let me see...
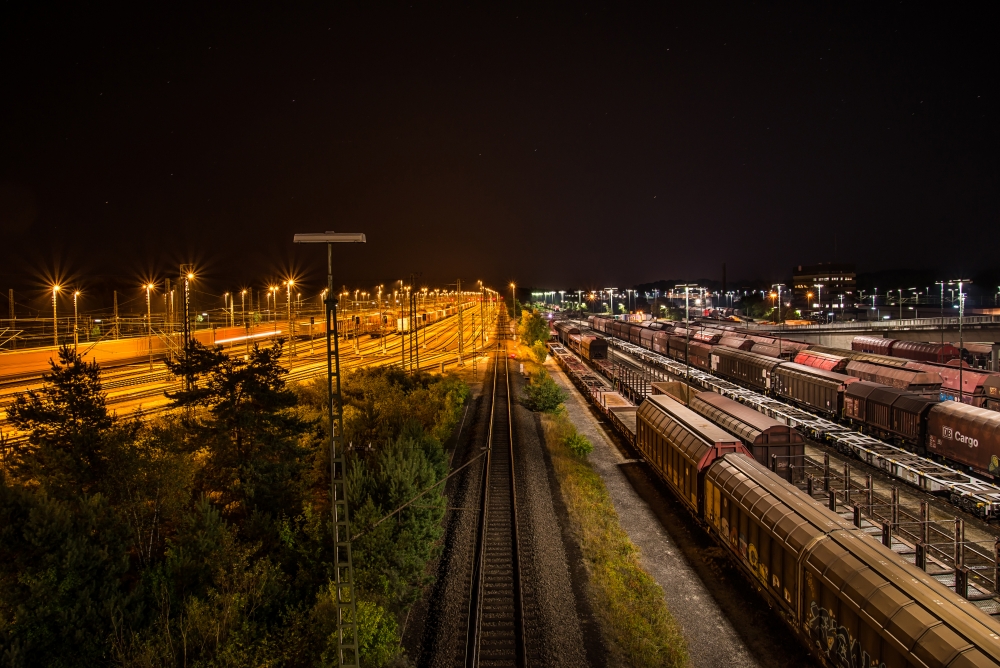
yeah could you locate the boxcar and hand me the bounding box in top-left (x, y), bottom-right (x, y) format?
top-left (892, 341), bottom-right (961, 364)
top-left (553, 321), bottom-right (580, 346)
top-left (650, 330), bottom-right (670, 356)
top-left (856, 385), bottom-right (935, 447)
top-left (719, 335), bottom-right (754, 351)
top-left (771, 362), bottom-right (857, 417)
top-left (905, 361), bottom-right (993, 405)
top-left (927, 401), bottom-right (1000, 476)
top-left (704, 454), bottom-right (1000, 668)
top-left (985, 376), bottom-right (1000, 412)
top-left (794, 350), bottom-right (849, 373)
top-left (690, 391), bottom-right (805, 482)
top-left (845, 360), bottom-right (942, 397)
top-left (750, 342), bottom-right (797, 360)
top-left (852, 335), bottom-right (897, 356)
top-left (668, 337), bottom-right (713, 371)
top-left (693, 330), bottom-right (722, 344)
top-left (844, 381), bottom-right (882, 425)
top-left (809, 344), bottom-right (912, 369)
top-left (579, 335), bottom-right (608, 361)
top-left (635, 394), bottom-right (748, 513)
top-left (710, 347), bottom-right (784, 392)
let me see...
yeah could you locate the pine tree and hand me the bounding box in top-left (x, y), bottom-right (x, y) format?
top-left (165, 340), bottom-right (310, 519)
top-left (7, 346), bottom-right (124, 498)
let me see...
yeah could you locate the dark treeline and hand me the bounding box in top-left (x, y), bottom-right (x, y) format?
top-left (0, 343), bottom-right (468, 667)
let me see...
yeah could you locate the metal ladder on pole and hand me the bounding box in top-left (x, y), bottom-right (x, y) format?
top-left (326, 266), bottom-right (359, 667)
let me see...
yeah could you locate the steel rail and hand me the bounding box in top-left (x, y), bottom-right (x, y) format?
top-left (464, 316), bottom-right (525, 668)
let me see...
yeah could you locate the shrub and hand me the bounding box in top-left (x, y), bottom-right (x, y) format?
top-left (565, 432), bottom-right (593, 458)
top-left (530, 341), bottom-right (548, 364)
top-left (522, 370), bottom-right (564, 412)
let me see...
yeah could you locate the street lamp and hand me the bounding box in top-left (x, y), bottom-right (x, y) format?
top-left (675, 284), bottom-right (698, 402)
top-left (51, 285), bottom-right (60, 347)
top-left (145, 283), bottom-right (155, 369)
top-left (510, 282), bottom-right (516, 325)
top-left (953, 279), bottom-right (972, 401)
top-left (73, 291), bottom-right (81, 350)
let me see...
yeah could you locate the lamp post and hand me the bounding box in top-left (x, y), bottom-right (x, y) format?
top-left (52, 285), bottom-right (60, 347)
top-left (935, 281), bottom-right (945, 319)
top-left (286, 279), bottom-right (295, 366)
top-left (606, 288), bottom-right (616, 316)
top-left (953, 279), bottom-right (971, 402)
top-left (241, 289), bottom-right (247, 327)
top-left (293, 230), bottom-right (366, 668)
top-left (675, 284), bottom-right (698, 402)
top-left (510, 282), bottom-right (516, 327)
top-left (145, 284), bottom-right (154, 369)
top-left (73, 291), bottom-right (80, 350)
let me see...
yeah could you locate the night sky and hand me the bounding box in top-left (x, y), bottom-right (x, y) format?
top-left (1, 3), bottom-right (997, 302)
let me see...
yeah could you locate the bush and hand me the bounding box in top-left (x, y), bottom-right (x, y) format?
top-left (530, 341), bottom-right (548, 364)
top-left (565, 432), bottom-right (593, 458)
top-left (522, 370), bottom-right (564, 412)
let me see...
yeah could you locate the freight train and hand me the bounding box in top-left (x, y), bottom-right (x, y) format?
top-left (586, 315), bottom-right (1000, 480)
top-left (551, 339), bottom-right (1000, 667)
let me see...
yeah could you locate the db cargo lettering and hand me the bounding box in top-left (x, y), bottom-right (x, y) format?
top-left (943, 426), bottom-right (979, 448)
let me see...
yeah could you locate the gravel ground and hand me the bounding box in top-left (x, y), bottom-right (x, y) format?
top-left (509, 367), bottom-right (600, 667)
top-left (545, 358), bottom-right (816, 668)
top-left (409, 353), bottom-right (600, 668)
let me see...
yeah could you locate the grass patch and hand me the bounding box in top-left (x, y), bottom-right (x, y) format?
top-left (541, 408), bottom-right (690, 668)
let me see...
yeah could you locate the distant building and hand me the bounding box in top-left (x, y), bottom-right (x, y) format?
top-left (792, 263), bottom-right (856, 312)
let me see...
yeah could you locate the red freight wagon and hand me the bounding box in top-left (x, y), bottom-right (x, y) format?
top-left (891, 340), bottom-right (961, 364)
top-left (844, 360), bottom-right (942, 397)
top-left (793, 350), bottom-right (849, 373)
top-left (718, 336), bottom-right (754, 351)
top-left (904, 361), bottom-right (993, 405)
top-left (926, 401), bottom-right (1000, 476)
top-left (852, 335), bottom-right (897, 356)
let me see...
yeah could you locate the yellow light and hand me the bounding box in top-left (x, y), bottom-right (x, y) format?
top-left (53, 285), bottom-right (60, 292)
top-left (187, 273), bottom-right (194, 280)
top-left (74, 291), bottom-right (80, 297)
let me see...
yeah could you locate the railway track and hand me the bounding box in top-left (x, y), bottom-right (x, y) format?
top-left (464, 324), bottom-right (526, 668)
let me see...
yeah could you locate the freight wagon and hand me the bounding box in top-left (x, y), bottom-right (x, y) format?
top-left (689, 391), bottom-right (805, 482)
top-left (844, 360), bottom-right (942, 397)
top-left (853, 336), bottom-right (961, 364)
top-left (793, 350), bottom-right (849, 373)
top-left (772, 362), bottom-right (857, 418)
top-left (927, 402), bottom-right (1000, 477)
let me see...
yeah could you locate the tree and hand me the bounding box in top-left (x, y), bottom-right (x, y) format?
top-left (522, 370), bottom-right (564, 412)
top-left (165, 340), bottom-right (310, 520)
top-left (517, 310), bottom-right (550, 347)
top-left (6, 345), bottom-right (136, 499)
top-left (0, 474), bottom-right (133, 668)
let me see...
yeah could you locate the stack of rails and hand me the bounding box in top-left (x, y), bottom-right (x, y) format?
top-left (599, 335), bottom-right (1000, 520)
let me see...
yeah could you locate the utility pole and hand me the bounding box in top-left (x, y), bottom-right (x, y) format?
top-left (113, 291), bottom-right (119, 339)
top-left (293, 231), bottom-right (365, 668)
top-left (7, 288), bottom-right (14, 350)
